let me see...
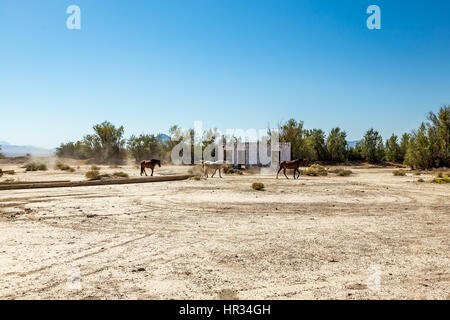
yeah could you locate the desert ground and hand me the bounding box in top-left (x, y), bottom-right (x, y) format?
top-left (0, 158), bottom-right (448, 300)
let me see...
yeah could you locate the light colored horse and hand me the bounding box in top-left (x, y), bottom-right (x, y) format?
top-left (202, 160), bottom-right (231, 178)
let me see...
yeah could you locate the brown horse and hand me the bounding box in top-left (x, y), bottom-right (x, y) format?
top-left (140, 159), bottom-right (161, 176)
top-left (277, 159), bottom-right (310, 179)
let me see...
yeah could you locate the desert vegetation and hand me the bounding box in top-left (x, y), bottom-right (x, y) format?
top-left (251, 182), bottom-right (265, 190)
top-left (278, 106), bottom-right (448, 168)
top-left (55, 162), bottom-right (75, 172)
top-left (113, 171), bottom-right (129, 178)
top-left (25, 163), bottom-right (48, 172)
top-left (224, 167), bottom-right (243, 175)
top-left (304, 164), bottom-right (328, 176)
top-left (53, 106), bottom-right (449, 169)
top-left (56, 121), bottom-right (127, 164)
top-left (85, 170), bottom-right (100, 180)
top-left (393, 170), bottom-right (407, 176)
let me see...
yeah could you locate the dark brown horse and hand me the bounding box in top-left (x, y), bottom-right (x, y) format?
top-left (277, 159), bottom-right (310, 179)
top-left (140, 159), bottom-right (161, 176)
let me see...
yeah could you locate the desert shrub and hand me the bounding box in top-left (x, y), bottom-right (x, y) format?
top-left (429, 176), bottom-right (450, 184)
top-left (304, 164), bottom-right (328, 176)
top-left (191, 175), bottom-right (201, 181)
top-left (337, 169), bottom-right (352, 176)
top-left (26, 163), bottom-right (47, 171)
top-left (435, 171), bottom-right (443, 178)
top-left (58, 121), bottom-right (126, 164)
top-left (56, 141), bottom-right (88, 159)
top-left (55, 162), bottom-right (65, 170)
top-left (393, 170), bottom-right (406, 176)
top-left (0, 171), bottom-right (2, 178)
top-left (85, 170), bottom-right (100, 180)
top-left (55, 162), bottom-right (74, 171)
top-left (113, 171), bottom-right (129, 178)
top-left (224, 167), bottom-right (243, 175)
top-left (91, 165), bottom-right (100, 171)
top-left (251, 182), bottom-right (265, 190)
top-left (414, 171), bottom-right (422, 175)
top-left (417, 178), bottom-right (425, 182)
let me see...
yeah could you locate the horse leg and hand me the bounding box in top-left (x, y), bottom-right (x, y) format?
top-left (151, 167), bottom-right (154, 176)
top-left (283, 168), bottom-right (288, 179)
top-left (219, 168), bottom-right (223, 178)
top-left (211, 169), bottom-right (217, 178)
top-left (143, 167), bottom-right (147, 176)
top-left (297, 169), bottom-right (301, 179)
top-left (277, 167), bottom-right (283, 179)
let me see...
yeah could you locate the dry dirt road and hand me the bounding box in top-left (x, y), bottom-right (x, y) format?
top-left (0, 163), bottom-right (448, 299)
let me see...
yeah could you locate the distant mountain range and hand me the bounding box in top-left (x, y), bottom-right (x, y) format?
top-left (347, 140), bottom-right (360, 148)
top-left (157, 133), bottom-right (171, 142)
top-left (0, 134), bottom-right (172, 157)
top-left (0, 141), bottom-right (55, 157)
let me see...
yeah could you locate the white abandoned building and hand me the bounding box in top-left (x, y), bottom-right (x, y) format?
top-left (203, 142), bottom-right (291, 167)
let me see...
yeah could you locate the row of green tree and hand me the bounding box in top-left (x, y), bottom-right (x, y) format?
top-left (56, 122), bottom-right (173, 164)
top-left (280, 105), bottom-right (449, 168)
top-left (56, 105), bottom-right (449, 169)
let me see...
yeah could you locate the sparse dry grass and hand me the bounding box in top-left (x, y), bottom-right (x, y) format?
top-left (113, 171), bottom-right (129, 178)
top-left (337, 169), bottom-right (352, 176)
top-left (55, 163), bottom-right (75, 172)
top-left (393, 170), bottom-right (406, 176)
top-left (305, 164), bottom-right (328, 176)
top-left (251, 182), bottom-right (265, 190)
top-left (429, 176), bottom-right (450, 184)
top-left (224, 168), bottom-right (243, 175)
top-left (25, 163), bottom-right (47, 172)
top-left (85, 170), bottom-right (100, 180)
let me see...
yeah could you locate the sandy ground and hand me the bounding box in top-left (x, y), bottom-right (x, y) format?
top-left (0, 160), bottom-right (448, 300)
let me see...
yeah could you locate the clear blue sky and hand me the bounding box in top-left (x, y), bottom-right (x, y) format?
top-left (1, 0), bottom-right (449, 148)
